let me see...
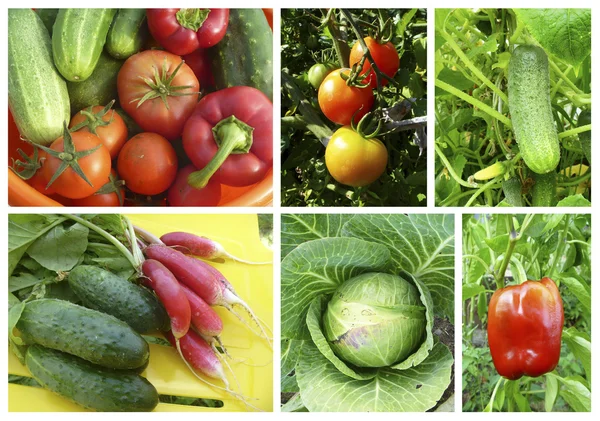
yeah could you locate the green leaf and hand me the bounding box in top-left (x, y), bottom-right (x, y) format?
top-left (26, 223), bottom-right (89, 271)
top-left (436, 66), bottom-right (474, 92)
top-left (559, 276), bottom-right (591, 313)
top-left (281, 339), bottom-right (303, 393)
top-left (281, 393), bottom-right (308, 412)
top-left (281, 237), bottom-right (390, 339)
top-left (296, 341), bottom-right (453, 412)
top-left (545, 373), bottom-right (558, 412)
top-left (515, 9), bottom-right (591, 70)
top-left (562, 327), bottom-right (591, 383)
top-left (281, 214), bottom-right (350, 259)
top-left (556, 194), bottom-right (591, 207)
top-left (554, 374), bottom-right (591, 412)
top-left (462, 283), bottom-right (485, 302)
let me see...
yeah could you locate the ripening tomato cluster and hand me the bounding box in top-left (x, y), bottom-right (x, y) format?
top-left (13, 8), bottom-right (273, 207)
top-left (314, 37), bottom-right (400, 187)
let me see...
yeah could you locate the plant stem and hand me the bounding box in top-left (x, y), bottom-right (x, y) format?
top-left (435, 143), bottom-right (478, 188)
top-left (549, 214), bottom-right (572, 278)
top-left (465, 178), bottom-right (501, 207)
top-left (323, 9), bottom-right (349, 68)
top-left (549, 60), bottom-right (585, 95)
top-left (558, 124), bottom-right (591, 139)
top-left (558, 172), bottom-right (591, 187)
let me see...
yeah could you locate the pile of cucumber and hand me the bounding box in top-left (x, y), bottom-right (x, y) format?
top-left (13, 266), bottom-right (170, 411)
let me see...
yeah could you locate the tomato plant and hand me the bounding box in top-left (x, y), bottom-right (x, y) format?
top-left (117, 50), bottom-right (199, 141)
top-left (117, 132), bottom-right (178, 196)
top-left (281, 9), bottom-right (427, 206)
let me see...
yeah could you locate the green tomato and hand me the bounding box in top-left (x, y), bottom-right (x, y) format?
top-left (307, 63), bottom-right (335, 89)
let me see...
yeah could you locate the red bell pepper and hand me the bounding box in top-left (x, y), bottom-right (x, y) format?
top-left (182, 86), bottom-right (272, 188)
top-left (183, 48), bottom-right (214, 91)
top-left (147, 9), bottom-right (229, 56)
top-left (487, 277), bottom-right (564, 380)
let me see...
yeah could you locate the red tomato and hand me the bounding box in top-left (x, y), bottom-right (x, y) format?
top-left (349, 37), bottom-right (400, 89)
top-left (41, 132), bottom-right (112, 199)
top-left (147, 9), bottom-right (229, 55)
top-left (72, 170), bottom-right (124, 207)
top-left (117, 132), bottom-right (178, 196)
top-left (183, 48), bottom-right (214, 90)
top-left (167, 165), bottom-right (221, 206)
top-left (118, 50), bottom-right (199, 141)
top-left (318, 69), bottom-right (375, 125)
top-left (325, 126), bottom-right (387, 187)
top-left (69, 105), bottom-right (128, 159)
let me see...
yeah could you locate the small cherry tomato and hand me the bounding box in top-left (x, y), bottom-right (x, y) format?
top-left (308, 63), bottom-right (335, 89)
top-left (318, 69), bottom-right (374, 125)
top-left (349, 37), bottom-right (400, 89)
top-left (325, 126), bottom-right (387, 187)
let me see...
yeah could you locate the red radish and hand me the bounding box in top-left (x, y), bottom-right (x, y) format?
top-left (160, 231), bottom-right (271, 265)
top-left (165, 330), bottom-right (226, 383)
top-left (180, 283), bottom-right (223, 338)
top-left (141, 259), bottom-right (191, 339)
top-left (144, 244), bottom-right (272, 347)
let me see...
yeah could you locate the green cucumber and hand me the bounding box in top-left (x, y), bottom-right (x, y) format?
top-left (531, 171), bottom-right (557, 207)
top-left (67, 51), bottom-right (123, 114)
top-left (26, 345), bottom-right (158, 412)
top-left (578, 110), bottom-right (591, 164)
top-left (210, 8), bottom-right (273, 99)
top-left (36, 9), bottom-right (58, 34)
top-left (502, 177), bottom-right (523, 207)
top-left (68, 265), bottom-right (169, 334)
top-left (17, 299), bottom-right (149, 370)
top-left (53, 9), bottom-right (117, 82)
top-left (8, 9), bottom-right (70, 146)
top-left (508, 45), bottom-right (560, 174)
top-left (106, 9), bottom-right (148, 59)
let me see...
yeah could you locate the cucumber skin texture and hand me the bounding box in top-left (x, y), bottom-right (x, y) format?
top-left (17, 299), bottom-right (149, 370)
top-left (531, 171), bottom-right (557, 207)
top-left (502, 177), bottom-right (524, 207)
top-left (579, 110), bottom-right (591, 164)
top-left (68, 265), bottom-right (169, 334)
top-left (508, 45), bottom-right (560, 174)
top-left (67, 51), bottom-right (123, 114)
top-left (53, 9), bottom-right (117, 82)
top-left (26, 345), bottom-right (158, 412)
top-left (8, 9), bottom-right (70, 146)
top-left (106, 9), bottom-right (148, 59)
top-left (36, 9), bottom-right (59, 34)
top-left (210, 9), bottom-right (273, 100)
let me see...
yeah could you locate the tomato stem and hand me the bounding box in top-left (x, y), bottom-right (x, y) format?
top-left (134, 59), bottom-right (197, 110)
top-left (188, 116), bottom-right (254, 189)
top-left (176, 8), bottom-right (210, 32)
top-left (69, 100), bottom-right (116, 135)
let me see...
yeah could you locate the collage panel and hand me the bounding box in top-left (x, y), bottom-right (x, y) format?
top-left (462, 213), bottom-right (591, 412)
top-left (435, 8), bottom-right (591, 207)
top-left (8, 214), bottom-right (273, 411)
top-left (281, 214), bottom-right (455, 411)
top-left (8, 8), bottom-right (274, 207)
top-left (281, 9), bottom-right (427, 207)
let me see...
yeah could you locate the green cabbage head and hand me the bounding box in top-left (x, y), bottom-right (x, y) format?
top-left (322, 272), bottom-right (426, 367)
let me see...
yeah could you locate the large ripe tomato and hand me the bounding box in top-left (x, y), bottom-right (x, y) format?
top-left (41, 132), bottom-right (112, 199)
top-left (325, 126), bottom-right (387, 187)
top-left (69, 105), bottom-right (128, 159)
top-left (117, 132), bottom-right (178, 196)
top-left (117, 50), bottom-right (199, 140)
top-left (72, 170), bottom-right (124, 207)
top-left (167, 164), bottom-right (221, 206)
top-left (318, 69), bottom-right (374, 125)
top-left (349, 37), bottom-right (400, 89)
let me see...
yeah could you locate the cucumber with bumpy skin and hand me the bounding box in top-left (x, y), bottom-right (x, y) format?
top-left (17, 299), bottom-right (149, 370)
top-left (578, 110), bottom-right (591, 164)
top-left (53, 9), bottom-right (117, 82)
top-left (502, 177), bottom-right (523, 207)
top-left (106, 9), bottom-right (148, 59)
top-left (8, 9), bottom-right (70, 145)
top-left (26, 345), bottom-right (158, 412)
top-left (531, 171), bottom-right (557, 207)
top-left (508, 45), bottom-right (560, 174)
top-left (210, 9), bottom-right (273, 99)
top-left (68, 265), bottom-right (169, 334)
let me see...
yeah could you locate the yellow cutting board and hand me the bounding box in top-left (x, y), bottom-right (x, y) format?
top-left (8, 214), bottom-right (273, 412)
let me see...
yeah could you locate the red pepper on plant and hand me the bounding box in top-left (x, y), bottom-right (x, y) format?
top-left (182, 86), bottom-right (272, 188)
top-left (487, 277), bottom-right (564, 380)
top-left (147, 9), bottom-right (229, 56)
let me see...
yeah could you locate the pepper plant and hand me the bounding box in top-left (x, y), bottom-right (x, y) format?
top-left (462, 214), bottom-right (591, 412)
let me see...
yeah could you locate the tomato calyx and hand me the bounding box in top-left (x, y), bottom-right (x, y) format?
top-left (35, 123), bottom-right (102, 189)
top-left (70, 100), bottom-right (117, 135)
top-left (341, 62), bottom-right (371, 89)
top-left (188, 116), bottom-right (254, 188)
top-left (134, 59), bottom-right (197, 110)
top-left (176, 8), bottom-right (211, 32)
top-left (352, 111), bottom-right (382, 140)
top-left (10, 148), bottom-right (43, 180)
top-left (93, 172), bottom-right (126, 206)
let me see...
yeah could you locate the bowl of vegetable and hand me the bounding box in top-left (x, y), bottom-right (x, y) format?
top-left (8, 8), bottom-right (273, 207)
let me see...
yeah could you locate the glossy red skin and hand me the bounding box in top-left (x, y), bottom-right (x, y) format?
top-left (141, 259), bottom-right (191, 339)
top-left (318, 68), bottom-right (374, 125)
top-left (69, 106), bottom-right (128, 159)
top-left (147, 9), bottom-right (229, 55)
top-left (144, 244), bottom-right (222, 306)
top-left (72, 170), bottom-right (124, 207)
top-left (183, 48), bottom-right (214, 89)
top-left (161, 232), bottom-right (219, 258)
top-left (167, 164), bottom-right (221, 206)
top-left (164, 330), bottom-right (223, 379)
top-left (488, 278), bottom-right (564, 380)
top-left (117, 50), bottom-right (199, 140)
top-left (117, 132), bottom-right (178, 196)
top-left (41, 133), bottom-right (112, 199)
top-left (180, 283), bottom-right (223, 337)
top-left (349, 37), bottom-right (400, 89)
top-left (182, 86), bottom-right (273, 187)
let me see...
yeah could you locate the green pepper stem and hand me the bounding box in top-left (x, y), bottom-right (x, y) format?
top-left (188, 116), bottom-right (254, 189)
top-left (176, 8), bottom-right (210, 32)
